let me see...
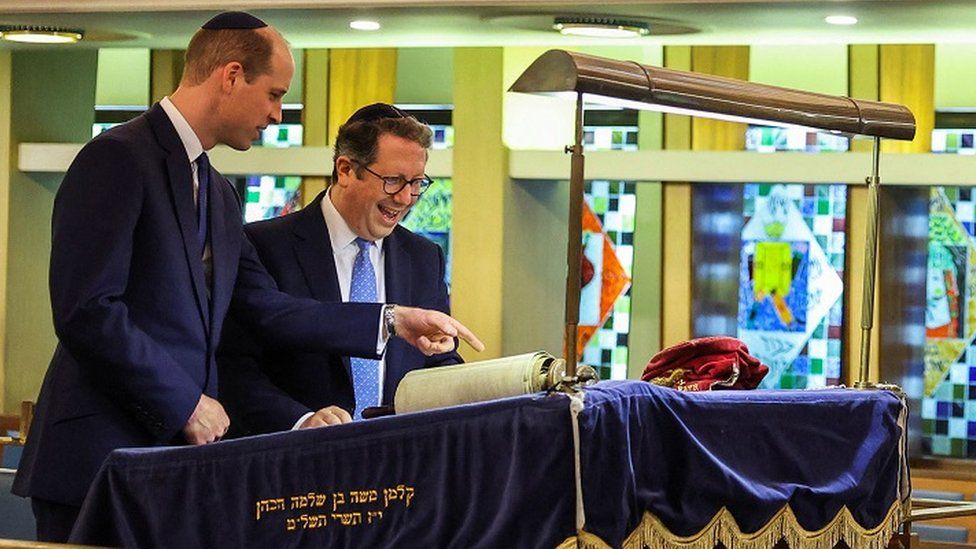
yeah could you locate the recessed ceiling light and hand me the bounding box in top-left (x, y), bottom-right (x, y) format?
top-left (349, 20), bottom-right (381, 31)
top-left (553, 17), bottom-right (650, 39)
top-left (0, 25), bottom-right (84, 44)
top-left (824, 15), bottom-right (858, 26)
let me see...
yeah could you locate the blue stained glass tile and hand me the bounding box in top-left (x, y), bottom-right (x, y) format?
top-left (938, 401), bottom-right (952, 418)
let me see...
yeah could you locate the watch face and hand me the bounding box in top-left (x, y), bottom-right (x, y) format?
top-left (384, 305), bottom-right (396, 337)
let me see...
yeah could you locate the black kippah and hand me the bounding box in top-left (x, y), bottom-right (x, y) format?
top-left (346, 103), bottom-right (408, 124)
top-left (201, 11), bottom-right (268, 30)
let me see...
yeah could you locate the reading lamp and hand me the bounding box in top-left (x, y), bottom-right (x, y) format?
top-left (508, 49), bottom-right (916, 387)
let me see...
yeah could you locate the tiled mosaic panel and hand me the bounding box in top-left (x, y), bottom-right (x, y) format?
top-left (242, 124), bottom-right (304, 221)
top-left (584, 127), bottom-right (639, 151)
top-left (401, 178), bottom-right (453, 286)
top-left (932, 130), bottom-right (976, 155)
top-left (243, 175), bottom-right (303, 222)
top-left (430, 125), bottom-right (454, 150)
top-left (581, 180), bottom-right (636, 381)
top-left (922, 186), bottom-right (976, 458)
top-left (745, 126), bottom-right (850, 153)
top-left (741, 183), bottom-right (846, 388)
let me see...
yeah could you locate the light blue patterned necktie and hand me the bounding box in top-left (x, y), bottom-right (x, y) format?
top-left (349, 237), bottom-right (380, 419)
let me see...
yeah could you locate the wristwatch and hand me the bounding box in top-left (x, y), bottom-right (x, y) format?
top-left (383, 304), bottom-right (397, 338)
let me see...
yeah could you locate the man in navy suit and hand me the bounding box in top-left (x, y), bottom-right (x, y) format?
top-left (12, 13), bottom-right (482, 542)
top-left (218, 104), bottom-right (461, 433)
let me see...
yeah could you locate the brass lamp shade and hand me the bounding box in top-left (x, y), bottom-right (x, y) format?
top-left (509, 49), bottom-right (916, 141)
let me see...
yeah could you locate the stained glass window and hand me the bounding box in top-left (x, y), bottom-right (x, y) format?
top-left (922, 186), bottom-right (976, 458)
top-left (401, 178), bottom-right (453, 285)
top-left (918, 118), bottom-right (976, 458)
top-left (579, 180), bottom-right (636, 381)
top-left (241, 124), bottom-right (303, 222)
top-left (738, 183), bottom-right (847, 389)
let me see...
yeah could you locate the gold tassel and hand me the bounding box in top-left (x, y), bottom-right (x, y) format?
top-left (559, 499), bottom-right (903, 549)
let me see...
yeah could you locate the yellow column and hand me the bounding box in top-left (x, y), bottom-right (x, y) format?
top-left (0, 50), bottom-right (10, 411)
top-left (660, 46), bottom-right (693, 348)
top-left (149, 50), bottom-right (184, 104)
top-left (452, 48), bottom-right (506, 359)
top-left (628, 110), bottom-right (663, 378)
top-left (880, 45), bottom-right (935, 154)
top-left (691, 46), bottom-right (750, 152)
top-left (301, 49), bottom-right (329, 205)
top-left (327, 49), bottom-right (397, 143)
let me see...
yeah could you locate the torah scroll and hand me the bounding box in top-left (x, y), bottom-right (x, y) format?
top-left (394, 351), bottom-right (570, 414)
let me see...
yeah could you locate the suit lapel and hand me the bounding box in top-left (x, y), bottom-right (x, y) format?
top-left (382, 228), bottom-right (412, 402)
top-left (383, 228), bottom-right (411, 305)
top-left (148, 105), bottom-right (210, 334)
top-left (293, 192), bottom-right (343, 302)
top-left (293, 192), bottom-right (351, 380)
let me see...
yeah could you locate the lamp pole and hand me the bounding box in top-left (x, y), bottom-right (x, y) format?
top-left (564, 92), bottom-right (585, 381)
top-left (856, 136), bottom-right (882, 389)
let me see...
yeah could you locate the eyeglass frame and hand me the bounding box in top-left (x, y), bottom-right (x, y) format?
top-left (355, 162), bottom-right (433, 197)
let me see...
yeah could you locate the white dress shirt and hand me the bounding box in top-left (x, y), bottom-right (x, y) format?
top-left (292, 191), bottom-right (388, 428)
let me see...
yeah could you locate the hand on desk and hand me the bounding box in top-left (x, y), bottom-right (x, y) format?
top-left (394, 306), bottom-right (485, 356)
top-left (183, 394), bottom-right (230, 445)
top-left (299, 406), bottom-right (352, 429)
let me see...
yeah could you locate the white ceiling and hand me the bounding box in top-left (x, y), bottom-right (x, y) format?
top-left (1, 0), bottom-right (976, 49)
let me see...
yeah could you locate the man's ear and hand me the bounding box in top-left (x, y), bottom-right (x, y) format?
top-left (334, 156), bottom-right (356, 187)
top-left (219, 61), bottom-right (245, 93)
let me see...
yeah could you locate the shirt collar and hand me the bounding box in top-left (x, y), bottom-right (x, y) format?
top-left (159, 96), bottom-right (205, 163)
top-left (321, 189), bottom-right (385, 253)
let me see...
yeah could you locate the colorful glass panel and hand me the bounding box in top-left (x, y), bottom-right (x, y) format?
top-left (401, 178), bottom-right (453, 285)
top-left (580, 180), bottom-right (636, 381)
top-left (738, 183), bottom-right (846, 389)
top-left (922, 187), bottom-right (976, 458)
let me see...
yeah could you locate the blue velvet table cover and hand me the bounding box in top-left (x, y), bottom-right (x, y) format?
top-left (578, 381), bottom-right (907, 548)
top-left (69, 380), bottom-right (907, 548)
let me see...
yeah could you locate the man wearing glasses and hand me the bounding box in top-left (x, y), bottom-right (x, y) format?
top-left (218, 103), bottom-right (461, 432)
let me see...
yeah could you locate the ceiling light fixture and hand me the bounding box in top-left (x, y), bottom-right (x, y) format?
top-left (553, 17), bottom-right (650, 39)
top-left (824, 15), bottom-right (858, 26)
top-left (349, 20), bottom-right (381, 31)
top-left (0, 25), bottom-right (83, 44)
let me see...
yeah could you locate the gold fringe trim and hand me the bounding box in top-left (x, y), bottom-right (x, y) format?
top-left (558, 498), bottom-right (903, 549)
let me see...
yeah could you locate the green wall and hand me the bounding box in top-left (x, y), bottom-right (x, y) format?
top-left (750, 44), bottom-right (848, 95)
top-left (395, 48), bottom-right (453, 105)
top-left (5, 50), bottom-right (96, 413)
top-left (95, 47), bottom-right (304, 107)
top-left (935, 44), bottom-right (976, 109)
top-left (96, 48), bottom-right (150, 107)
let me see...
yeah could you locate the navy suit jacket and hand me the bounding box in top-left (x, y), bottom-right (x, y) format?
top-left (13, 104), bottom-right (384, 507)
top-left (217, 191), bottom-right (460, 435)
